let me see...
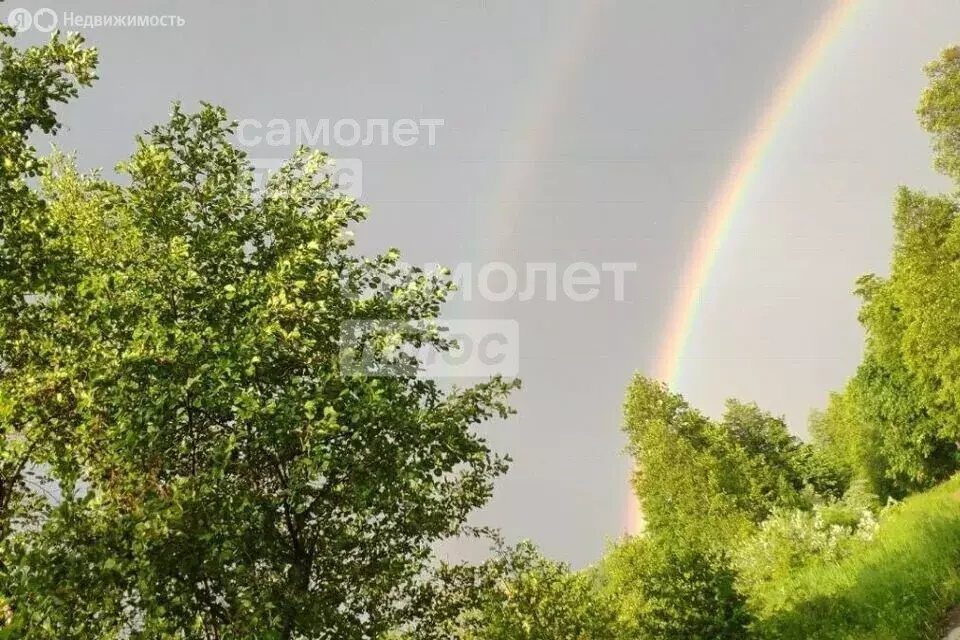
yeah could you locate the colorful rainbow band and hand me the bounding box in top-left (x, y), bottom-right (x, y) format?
top-left (627, 0), bottom-right (862, 535)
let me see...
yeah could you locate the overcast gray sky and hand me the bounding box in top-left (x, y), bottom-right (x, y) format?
top-left (14, 0), bottom-right (960, 567)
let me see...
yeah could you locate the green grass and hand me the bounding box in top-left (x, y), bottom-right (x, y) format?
top-left (750, 474), bottom-right (960, 639)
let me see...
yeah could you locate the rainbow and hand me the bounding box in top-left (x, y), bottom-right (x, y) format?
top-left (483, 0), bottom-right (611, 248)
top-left (627, 0), bottom-right (862, 535)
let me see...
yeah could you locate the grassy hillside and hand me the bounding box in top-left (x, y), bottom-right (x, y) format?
top-left (751, 474), bottom-right (960, 639)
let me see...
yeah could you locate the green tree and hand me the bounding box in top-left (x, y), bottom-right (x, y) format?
top-left (0, 19), bottom-right (98, 625)
top-left (0, 31), bottom-right (519, 638)
top-left (808, 389), bottom-right (884, 497)
top-left (623, 376), bottom-right (829, 548)
top-left (918, 45), bottom-right (960, 180)
top-left (813, 45), bottom-right (960, 497)
top-left (623, 376), bottom-right (749, 546)
top-left (845, 191), bottom-right (960, 493)
top-left (448, 541), bottom-right (624, 640)
top-left (720, 400), bottom-right (846, 503)
top-left (597, 535), bottom-right (750, 639)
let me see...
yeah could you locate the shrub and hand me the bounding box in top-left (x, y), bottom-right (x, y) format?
top-left (734, 481), bottom-right (883, 602)
top-left (598, 535), bottom-right (752, 639)
top-left (748, 474), bottom-right (960, 639)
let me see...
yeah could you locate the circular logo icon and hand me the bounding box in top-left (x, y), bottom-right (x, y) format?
top-left (7, 7), bottom-right (32, 32)
top-left (32, 8), bottom-right (57, 33)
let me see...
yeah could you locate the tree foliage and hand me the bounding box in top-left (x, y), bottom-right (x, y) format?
top-left (0, 26), bottom-right (518, 639)
top-left (808, 388), bottom-right (888, 498)
top-left (449, 541), bottom-right (624, 640)
top-left (0, 20), bottom-right (98, 627)
top-left (597, 535), bottom-right (750, 640)
top-left (623, 376), bottom-right (842, 549)
top-left (809, 46), bottom-right (960, 498)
